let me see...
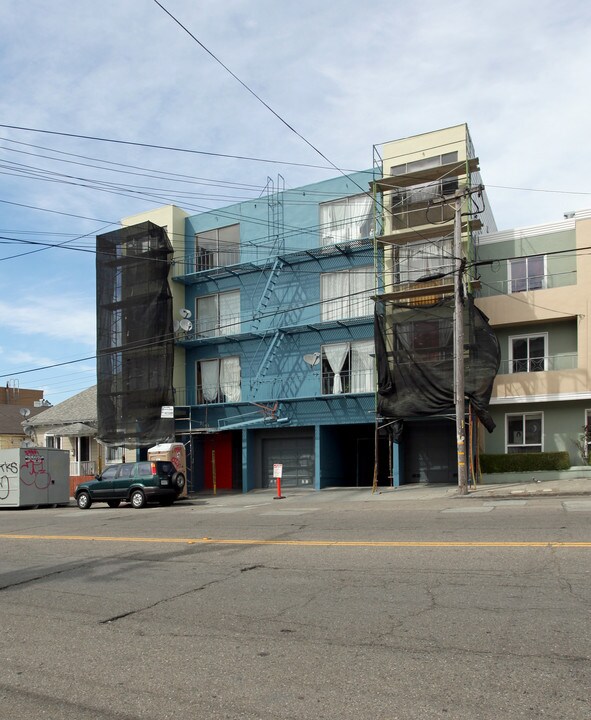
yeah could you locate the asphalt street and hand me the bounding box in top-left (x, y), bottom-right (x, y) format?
top-left (0, 489), bottom-right (590, 720)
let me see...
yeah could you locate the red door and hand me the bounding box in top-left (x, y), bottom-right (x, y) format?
top-left (203, 433), bottom-right (233, 491)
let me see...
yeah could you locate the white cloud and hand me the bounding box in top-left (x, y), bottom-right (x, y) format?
top-left (0, 297), bottom-right (95, 346)
top-left (1, 0), bottom-right (591, 398)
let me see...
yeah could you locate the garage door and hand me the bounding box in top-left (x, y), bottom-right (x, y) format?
top-left (262, 437), bottom-right (314, 488)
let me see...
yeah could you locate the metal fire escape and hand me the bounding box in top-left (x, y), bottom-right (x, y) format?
top-left (249, 176), bottom-right (288, 400)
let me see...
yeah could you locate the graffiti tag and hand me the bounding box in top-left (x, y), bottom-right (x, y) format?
top-left (20, 450), bottom-right (52, 490)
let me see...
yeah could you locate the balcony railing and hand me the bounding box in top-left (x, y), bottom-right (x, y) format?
top-left (70, 460), bottom-right (96, 477)
top-left (478, 271), bottom-right (575, 297)
top-left (321, 369), bottom-right (374, 395)
top-left (498, 353), bottom-right (578, 374)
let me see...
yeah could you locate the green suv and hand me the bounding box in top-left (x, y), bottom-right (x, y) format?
top-left (75, 461), bottom-right (185, 509)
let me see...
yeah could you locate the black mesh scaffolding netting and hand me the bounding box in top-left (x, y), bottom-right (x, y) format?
top-left (374, 295), bottom-right (500, 437)
top-left (96, 222), bottom-right (174, 447)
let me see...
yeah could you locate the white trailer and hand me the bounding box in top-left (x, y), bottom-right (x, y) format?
top-left (0, 447), bottom-right (70, 508)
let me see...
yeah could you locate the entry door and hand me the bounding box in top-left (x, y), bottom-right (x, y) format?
top-left (404, 421), bottom-right (456, 484)
top-left (262, 437), bottom-right (314, 488)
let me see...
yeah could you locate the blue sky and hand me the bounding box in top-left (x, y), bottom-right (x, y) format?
top-left (1, 0), bottom-right (590, 404)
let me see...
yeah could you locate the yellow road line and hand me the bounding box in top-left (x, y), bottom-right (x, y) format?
top-left (0, 534), bottom-right (590, 548)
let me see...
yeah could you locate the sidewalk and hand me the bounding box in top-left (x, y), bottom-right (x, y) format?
top-left (187, 476), bottom-right (591, 504)
top-left (465, 475), bottom-right (591, 499)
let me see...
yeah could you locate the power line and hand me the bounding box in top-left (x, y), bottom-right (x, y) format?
top-left (488, 184), bottom-right (591, 196)
top-left (0, 123), bottom-right (336, 171)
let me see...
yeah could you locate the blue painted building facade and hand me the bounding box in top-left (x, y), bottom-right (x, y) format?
top-left (170, 170), bottom-right (388, 492)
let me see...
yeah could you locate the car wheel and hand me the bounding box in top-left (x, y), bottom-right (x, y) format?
top-left (77, 491), bottom-right (92, 510)
top-left (130, 489), bottom-right (146, 509)
top-left (107, 500), bottom-right (121, 508)
top-left (172, 472), bottom-right (185, 492)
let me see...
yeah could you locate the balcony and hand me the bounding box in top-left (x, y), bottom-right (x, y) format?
top-left (498, 354), bottom-right (578, 375)
top-left (321, 368), bottom-right (374, 396)
top-left (478, 271), bottom-right (575, 298)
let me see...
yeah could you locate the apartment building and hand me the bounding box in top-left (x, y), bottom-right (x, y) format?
top-left (372, 124), bottom-right (498, 484)
top-left (97, 170), bottom-right (385, 491)
top-left (103, 125), bottom-right (587, 491)
top-left (475, 210), bottom-right (591, 465)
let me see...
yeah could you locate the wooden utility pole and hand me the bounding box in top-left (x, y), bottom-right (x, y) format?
top-left (433, 183), bottom-right (483, 494)
top-left (453, 190), bottom-right (468, 495)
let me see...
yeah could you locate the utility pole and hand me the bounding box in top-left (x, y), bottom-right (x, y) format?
top-left (453, 189), bottom-right (468, 495)
top-left (434, 184), bottom-right (483, 495)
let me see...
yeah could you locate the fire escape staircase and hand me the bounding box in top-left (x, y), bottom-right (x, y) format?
top-left (252, 257), bottom-right (284, 331)
top-left (250, 329), bottom-right (285, 399)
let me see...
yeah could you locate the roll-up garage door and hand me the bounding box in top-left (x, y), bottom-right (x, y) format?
top-left (262, 436), bottom-right (314, 488)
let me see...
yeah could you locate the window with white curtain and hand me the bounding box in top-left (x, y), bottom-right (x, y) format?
top-left (319, 194), bottom-right (373, 246)
top-left (196, 290), bottom-right (240, 337)
top-left (197, 357), bottom-right (241, 403)
top-left (321, 341), bottom-right (374, 395)
top-left (321, 267), bottom-right (373, 321)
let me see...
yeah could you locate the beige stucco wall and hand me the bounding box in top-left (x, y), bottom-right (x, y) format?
top-left (380, 123), bottom-right (470, 175)
top-left (477, 216), bottom-right (591, 399)
top-left (379, 125), bottom-right (473, 294)
top-left (121, 205), bottom-right (190, 400)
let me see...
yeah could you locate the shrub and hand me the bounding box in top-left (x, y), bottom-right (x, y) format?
top-left (480, 452), bottom-right (570, 474)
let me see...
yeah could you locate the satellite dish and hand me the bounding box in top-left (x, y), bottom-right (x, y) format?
top-left (173, 320), bottom-right (181, 332)
top-left (303, 352), bottom-right (320, 368)
top-left (179, 319), bottom-right (193, 332)
top-left (23, 425), bottom-right (34, 436)
top-left (179, 308), bottom-right (192, 319)
top-left (19, 408), bottom-right (31, 417)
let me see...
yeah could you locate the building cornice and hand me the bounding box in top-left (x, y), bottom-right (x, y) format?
top-left (491, 391), bottom-right (591, 405)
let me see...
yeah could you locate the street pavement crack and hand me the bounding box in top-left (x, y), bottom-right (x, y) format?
top-left (99, 574), bottom-right (231, 624)
top-left (0, 559), bottom-right (97, 592)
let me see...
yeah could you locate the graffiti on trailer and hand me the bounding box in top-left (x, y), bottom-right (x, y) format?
top-left (0, 460), bottom-right (18, 500)
top-left (171, 446), bottom-right (183, 471)
top-left (20, 450), bottom-right (52, 490)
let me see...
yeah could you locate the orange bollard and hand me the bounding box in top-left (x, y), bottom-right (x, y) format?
top-left (274, 475), bottom-right (285, 500)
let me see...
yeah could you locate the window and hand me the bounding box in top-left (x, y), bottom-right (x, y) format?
top-left (321, 268), bottom-right (373, 321)
top-left (197, 356), bottom-right (241, 403)
top-left (390, 152), bottom-right (459, 230)
top-left (101, 465), bottom-right (119, 480)
top-left (319, 194), bottom-right (373, 246)
top-left (196, 291), bottom-right (240, 337)
top-left (509, 334), bottom-right (547, 373)
top-left (506, 413), bottom-right (543, 453)
top-left (396, 318), bottom-right (454, 364)
top-left (321, 341), bottom-right (374, 395)
top-left (195, 224), bottom-right (240, 271)
top-left (106, 446), bottom-right (124, 463)
top-left (45, 435), bottom-right (61, 449)
top-left (508, 256), bottom-right (546, 293)
top-left (118, 463), bottom-right (134, 478)
top-left (393, 238), bottom-right (454, 284)
top-left (390, 151), bottom-right (459, 177)
top-left (75, 436), bottom-right (90, 462)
